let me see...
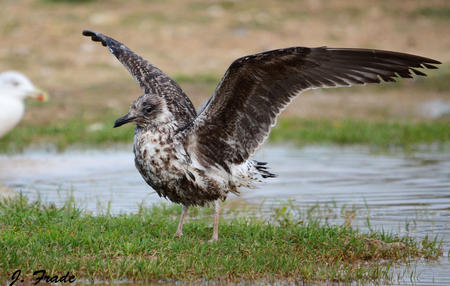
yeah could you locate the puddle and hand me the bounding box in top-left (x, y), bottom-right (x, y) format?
top-left (0, 144), bottom-right (449, 285)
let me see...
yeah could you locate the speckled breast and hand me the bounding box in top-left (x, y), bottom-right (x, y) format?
top-left (133, 129), bottom-right (224, 206)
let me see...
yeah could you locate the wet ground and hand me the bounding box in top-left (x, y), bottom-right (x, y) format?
top-left (0, 144), bottom-right (449, 285)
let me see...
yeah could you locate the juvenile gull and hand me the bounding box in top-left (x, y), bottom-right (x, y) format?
top-left (83, 30), bottom-right (440, 241)
top-left (0, 71), bottom-right (48, 137)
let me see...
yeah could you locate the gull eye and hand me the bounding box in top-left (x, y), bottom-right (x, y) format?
top-left (144, 106), bottom-right (152, 113)
top-left (11, 81), bottom-right (19, 86)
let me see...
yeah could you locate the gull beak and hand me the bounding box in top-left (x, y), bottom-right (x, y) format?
top-left (30, 88), bottom-right (49, 102)
top-left (114, 113), bottom-right (136, 128)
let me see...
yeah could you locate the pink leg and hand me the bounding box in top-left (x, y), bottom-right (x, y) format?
top-left (210, 200), bottom-right (220, 242)
top-left (174, 205), bottom-right (188, 237)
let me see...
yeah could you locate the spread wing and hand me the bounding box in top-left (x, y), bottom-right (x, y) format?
top-left (82, 30), bottom-right (197, 123)
top-left (186, 46), bottom-right (440, 171)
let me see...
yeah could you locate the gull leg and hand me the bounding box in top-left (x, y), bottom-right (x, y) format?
top-left (174, 205), bottom-right (188, 237)
top-left (210, 200), bottom-right (220, 242)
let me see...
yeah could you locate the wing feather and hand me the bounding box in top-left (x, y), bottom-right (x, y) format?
top-left (82, 30), bottom-right (197, 123)
top-left (185, 47), bottom-right (440, 171)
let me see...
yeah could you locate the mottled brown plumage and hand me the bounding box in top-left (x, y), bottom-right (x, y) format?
top-left (83, 30), bottom-right (440, 241)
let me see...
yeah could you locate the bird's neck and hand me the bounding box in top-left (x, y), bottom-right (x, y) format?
top-left (133, 122), bottom-right (180, 161)
top-left (1, 87), bottom-right (28, 100)
top-left (135, 121), bottom-right (180, 138)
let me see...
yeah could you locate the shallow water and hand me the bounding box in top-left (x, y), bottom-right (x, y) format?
top-left (0, 144), bottom-right (449, 285)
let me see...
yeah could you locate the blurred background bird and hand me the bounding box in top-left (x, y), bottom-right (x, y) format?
top-left (0, 71), bottom-right (48, 138)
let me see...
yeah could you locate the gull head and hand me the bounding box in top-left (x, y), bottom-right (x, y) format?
top-left (114, 94), bottom-right (169, 129)
top-left (0, 71), bottom-right (48, 101)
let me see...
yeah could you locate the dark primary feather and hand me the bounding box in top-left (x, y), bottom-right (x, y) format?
top-left (82, 30), bottom-right (196, 124)
top-left (188, 47), bottom-right (440, 170)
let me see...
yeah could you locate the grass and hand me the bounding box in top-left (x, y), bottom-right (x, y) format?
top-left (0, 195), bottom-right (442, 284)
top-left (269, 118), bottom-right (450, 148)
top-left (173, 73), bottom-right (221, 85)
top-left (1, 116), bottom-right (448, 153)
top-left (411, 7), bottom-right (450, 21)
top-left (0, 113), bottom-right (135, 152)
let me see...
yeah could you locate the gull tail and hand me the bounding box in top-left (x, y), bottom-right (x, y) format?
top-left (254, 161), bottom-right (277, 178)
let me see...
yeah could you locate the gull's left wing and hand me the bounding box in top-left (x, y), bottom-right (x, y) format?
top-left (183, 46), bottom-right (440, 171)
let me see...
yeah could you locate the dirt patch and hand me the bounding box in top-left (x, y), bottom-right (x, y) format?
top-left (0, 0), bottom-right (449, 126)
